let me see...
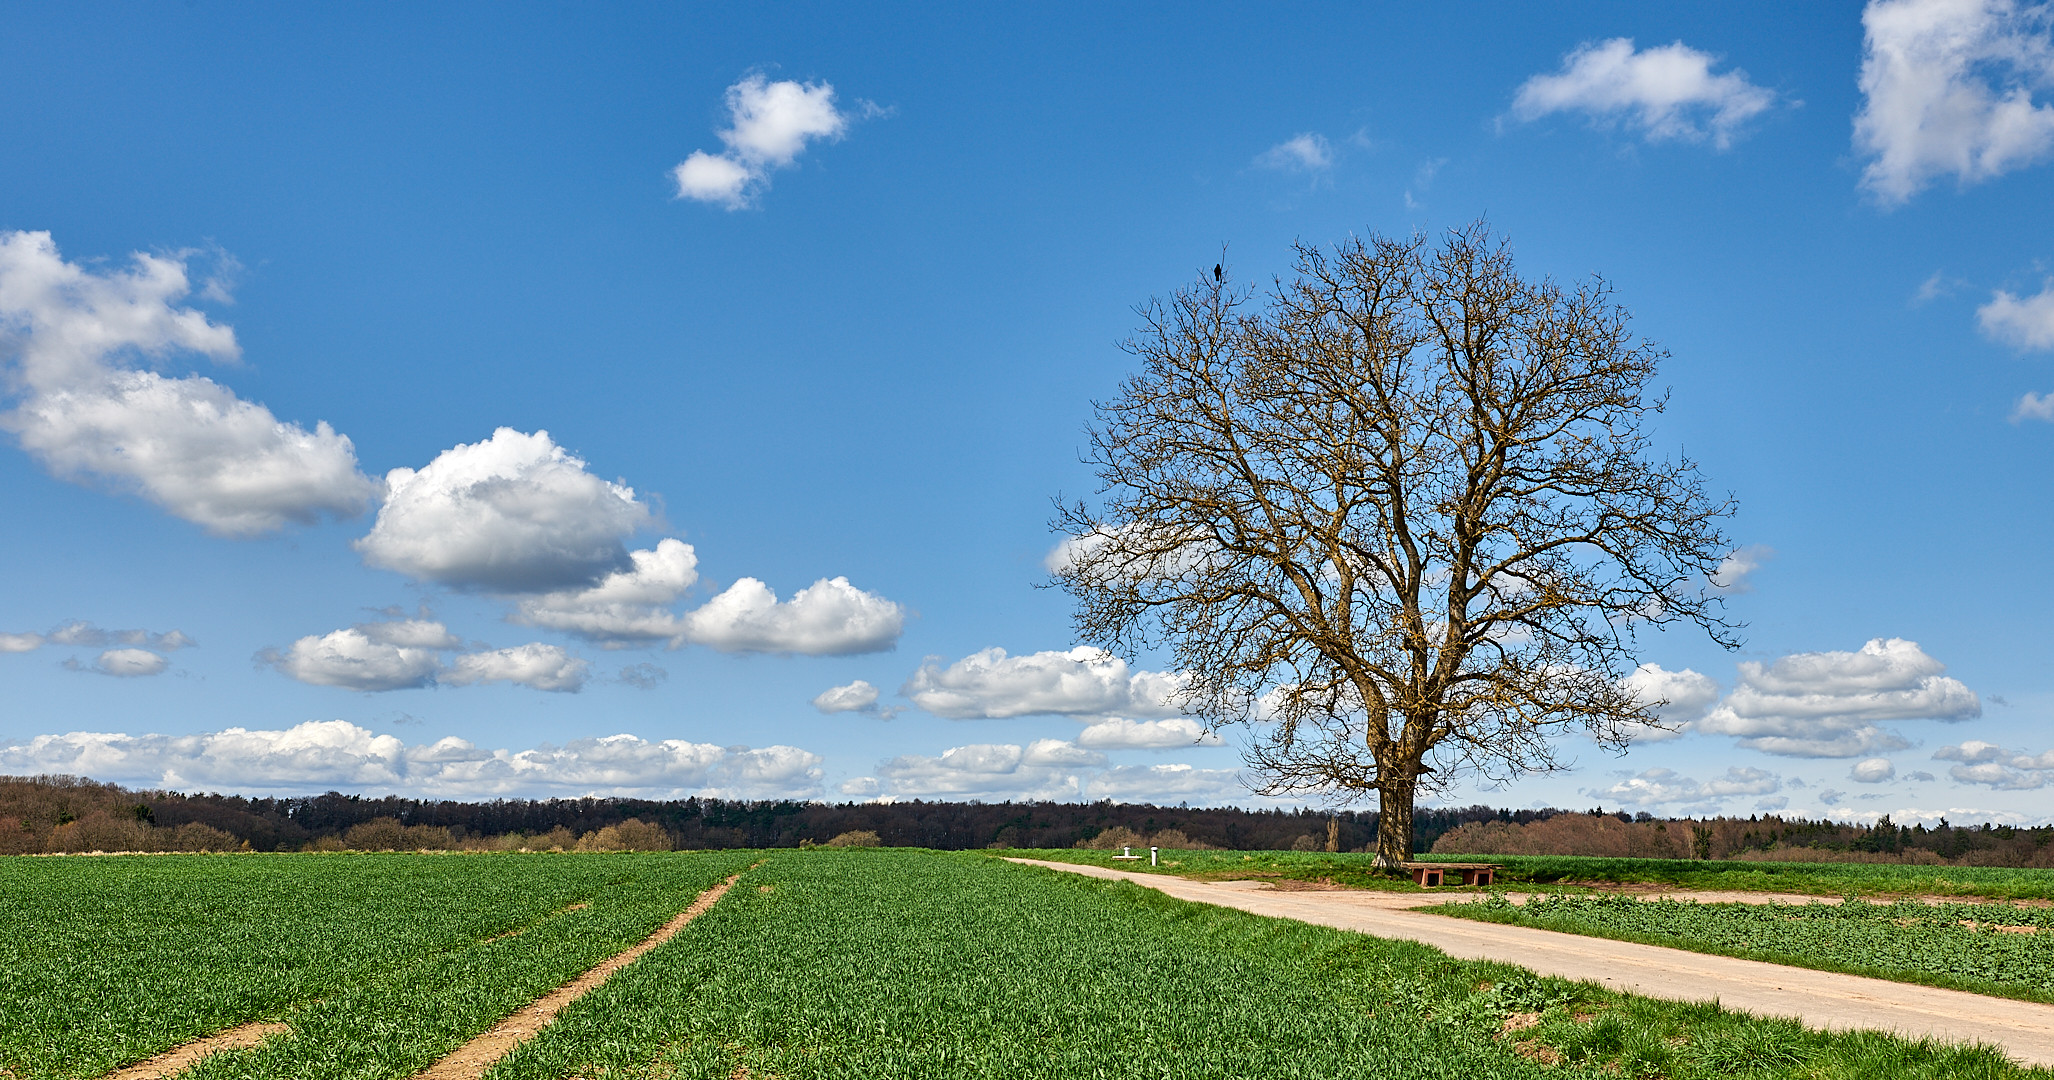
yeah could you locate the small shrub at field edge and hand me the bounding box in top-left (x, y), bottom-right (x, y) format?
top-left (526, 825), bottom-right (578, 851)
top-left (1072, 826), bottom-right (1211, 851)
top-left (576, 819), bottom-right (673, 852)
top-left (38, 812), bottom-right (243, 854)
top-left (821, 830), bottom-right (880, 847)
top-left (1075, 825), bottom-right (1146, 850)
top-left (336, 817), bottom-right (457, 852)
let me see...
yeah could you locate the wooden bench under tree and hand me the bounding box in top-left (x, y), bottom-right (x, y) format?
top-left (1399, 861), bottom-right (1498, 888)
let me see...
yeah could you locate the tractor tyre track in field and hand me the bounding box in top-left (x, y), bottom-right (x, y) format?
top-left (408, 871), bottom-right (744, 1080)
top-left (85, 894), bottom-right (608, 1080)
top-left (96, 1021), bottom-right (291, 1080)
top-left (1011, 859), bottom-right (2054, 1067)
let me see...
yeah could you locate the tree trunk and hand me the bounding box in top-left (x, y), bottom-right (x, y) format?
top-left (1372, 777), bottom-right (1416, 868)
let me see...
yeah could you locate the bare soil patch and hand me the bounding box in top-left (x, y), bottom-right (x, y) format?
top-left (1265, 877), bottom-right (1352, 892)
top-left (409, 872), bottom-right (743, 1080)
top-left (98, 1020), bottom-right (290, 1079)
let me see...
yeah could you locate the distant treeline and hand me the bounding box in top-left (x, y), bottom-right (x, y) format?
top-left (0, 773), bottom-right (1514, 853)
top-left (3, 773), bottom-right (2049, 865)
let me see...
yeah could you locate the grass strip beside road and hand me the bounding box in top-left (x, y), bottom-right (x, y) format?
top-left (489, 849), bottom-right (2037, 1079)
top-left (1434, 892), bottom-right (2054, 1006)
top-left (998, 848), bottom-right (2054, 900)
top-left (1433, 854), bottom-right (2054, 901)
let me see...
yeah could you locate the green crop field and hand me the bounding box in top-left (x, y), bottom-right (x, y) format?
top-left (0, 851), bottom-right (751, 1080)
top-left (1436, 891), bottom-right (2054, 1004)
top-left (1005, 848), bottom-right (2054, 900)
top-left (4, 849), bottom-right (2046, 1080)
top-left (494, 849), bottom-right (2031, 1080)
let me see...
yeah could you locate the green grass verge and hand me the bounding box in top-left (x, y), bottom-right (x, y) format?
top-left (1429, 854), bottom-right (2054, 901)
top-left (489, 849), bottom-right (2040, 1079)
top-left (997, 848), bottom-right (2054, 900)
top-left (1433, 892), bottom-right (2054, 1006)
top-left (0, 851), bottom-right (749, 1080)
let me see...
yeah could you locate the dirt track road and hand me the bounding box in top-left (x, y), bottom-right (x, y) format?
top-left (1009, 858), bottom-right (2054, 1067)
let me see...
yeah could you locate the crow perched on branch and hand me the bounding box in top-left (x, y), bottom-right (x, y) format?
top-left (1213, 263), bottom-right (1223, 282)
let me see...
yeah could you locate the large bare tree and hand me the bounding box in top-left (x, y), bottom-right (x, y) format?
top-left (1053, 223), bottom-right (1738, 867)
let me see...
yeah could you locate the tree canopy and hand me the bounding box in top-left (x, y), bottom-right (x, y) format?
top-left (1054, 223), bottom-right (1738, 865)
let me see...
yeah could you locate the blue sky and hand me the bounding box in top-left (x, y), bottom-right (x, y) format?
top-left (5, 1), bottom-right (2054, 823)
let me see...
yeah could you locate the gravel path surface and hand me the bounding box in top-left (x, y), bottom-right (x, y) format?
top-left (1009, 858), bottom-right (2054, 1067)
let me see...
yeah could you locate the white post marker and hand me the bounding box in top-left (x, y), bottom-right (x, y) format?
top-left (1112, 845), bottom-right (1143, 861)
top-left (1150, 846), bottom-right (1158, 866)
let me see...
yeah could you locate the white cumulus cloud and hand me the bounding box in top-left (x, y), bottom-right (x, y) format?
top-left (812, 679), bottom-right (881, 714)
top-left (857, 739), bottom-right (1107, 800)
top-left (1935, 740), bottom-right (2054, 788)
top-left (443, 643), bottom-right (589, 693)
top-left (1851, 757), bottom-right (1899, 782)
top-left (1937, 739), bottom-right (2010, 762)
top-left (0, 231), bottom-right (377, 534)
top-left (513, 538), bottom-right (699, 644)
top-left (356, 428), bottom-right (650, 593)
top-left (259, 616), bottom-right (587, 694)
top-left (902, 646), bottom-right (1186, 720)
top-left (1596, 766), bottom-right (1782, 809)
top-left (1511, 38), bottom-right (1778, 147)
top-left (848, 737), bottom-right (1244, 804)
top-left (1089, 762), bottom-right (1246, 803)
top-left (1855, 0), bottom-right (2054, 203)
top-left (697, 744), bottom-right (828, 800)
top-left (258, 627), bottom-right (444, 692)
top-left (673, 152), bottom-right (757, 206)
top-left (679, 576), bottom-right (903, 655)
top-left (1696, 638), bottom-right (1980, 756)
top-left (1618, 663), bottom-right (1722, 742)
top-left (672, 73), bottom-right (853, 209)
top-left (1980, 281), bottom-right (2054, 349)
top-left (357, 618), bottom-right (462, 649)
top-left (1044, 522), bottom-right (1223, 580)
top-left (0, 720), bottom-right (823, 799)
top-left (1075, 717), bottom-right (1224, 750)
